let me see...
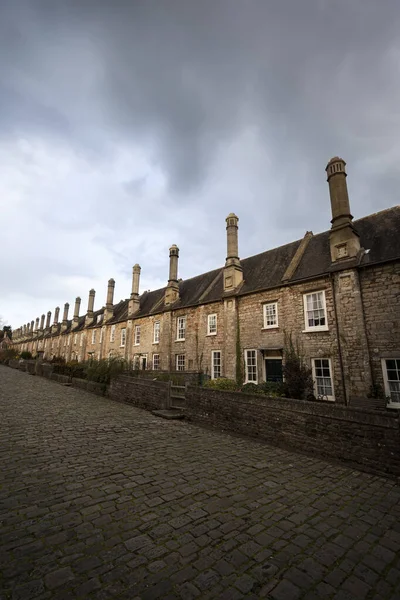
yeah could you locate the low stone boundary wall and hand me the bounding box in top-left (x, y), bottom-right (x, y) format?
top-left (185, 387), bottom-right (400, 478)
top-left (50, 373), bottom-right (71, 385)
top-left (71, 377), bottom-right (106, 396)
top-left (109, 375), bottom-right (170, 411)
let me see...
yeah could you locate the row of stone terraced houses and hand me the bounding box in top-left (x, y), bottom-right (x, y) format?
top-left (12, 157), bottom-right (400, 408)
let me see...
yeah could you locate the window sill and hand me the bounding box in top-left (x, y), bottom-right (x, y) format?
top-left (153, 341), bottom-right (160, 345)
top-left (387, 403), bottom-right (400, 410)
top-left (262, 326), bottom-right (279, 331)
top-left (134, 344), bottom-right (140, 347)
top-left (302, 327), bottom-right (329, 333)
top-left (206, 333), bottom-right (217, 337)
top-left (175, 339), bottom-right (185, 342)
top-left (120, 345), bottom-right (126, 348)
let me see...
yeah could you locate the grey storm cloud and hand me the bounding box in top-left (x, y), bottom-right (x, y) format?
top-left (0, 0), bottom-right (399, 326)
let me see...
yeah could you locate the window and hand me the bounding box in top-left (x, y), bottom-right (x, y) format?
top-left (207, 314), bottom-right (217, 335)
top-left (92, 330), bottom-right (96, 344)
top-left (134, 325), bottom-right (141, 345)
top-left (74, 334), bottom-right (77, 345)
top-left (176, 354), bottom-right (185, 371)
top-left (382, 359), bottom-right (400, 406)
top-left (153, 321), bottom-right (160, 344)
top-left (100, 327), bottom-right (104, 343)
top-left (211, 351), bottom-right (221, 379)
top-left (245, 350), bottom-right (257, 383)
top-left (120, 328), bottom-right (126, 347)
top-left (110, 325), bottom-right (116, 342)
top-left (312, 358), bottom-right (334, 400)
top-left (153, 354), bottom-right (160, 370)
top-left (176, 316), bottom-right (186, 340)
top-left (79, 334), bottom-right (83, 347)
top-left (263, 302), bottom-right (278, 328)
top-left (303, 291), bottom-right (328, 331)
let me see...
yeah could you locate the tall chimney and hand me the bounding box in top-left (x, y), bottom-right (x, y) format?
top-left (40, 314), bottom-right (45, 331)
top-left (326, 157), bottom-right (361, 262)
top-left (165, 245), bottom-right (180, 305)
top-left (35, 317), bottom-right (39, 333)
top-left (86, 289), bottom-right (95, 325)
top-left (45, 311), bottom-right (51, 331)
top-left (104, 279), bottom-right (115, 322)
top-left (72, 297), bottom-right (81, 330)
top-left (223, 213), bottom-right (243, 292)
top-left (129, 264), bottom-right (141, 315)
top-left (61, 303), bottom-right (69, 332)
top-left (52, 306), bottom-right (60, 333)
top-left (30, 320), bottom-right (34, 336)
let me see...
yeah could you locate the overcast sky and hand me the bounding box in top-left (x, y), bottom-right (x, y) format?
top-left (1, 0), bottom-right (399, 329)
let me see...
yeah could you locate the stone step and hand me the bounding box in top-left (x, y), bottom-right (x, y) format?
top-left (152, 409), bottom-right (185, 420)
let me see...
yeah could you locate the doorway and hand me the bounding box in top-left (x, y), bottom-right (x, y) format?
top-left (264, 358), bottom-right (283, 382)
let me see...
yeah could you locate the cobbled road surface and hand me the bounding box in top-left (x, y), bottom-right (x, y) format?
top-left (1, 367), bottom-right (400, 600)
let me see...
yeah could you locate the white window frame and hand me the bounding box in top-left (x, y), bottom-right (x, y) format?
top-left (382, 358), bottom-right (400, 408)
top-left (303, 290), bottom-right (329, 332)
top-left (245, 349), bottom-right (258, 383)
top-left (153, 321), bottom-right (160, 344)
top-left (176, 316), bottom-right (186, 341)
top-left (176, 354), bottom-right (185, 371)
top-left (79, 334), bottom-right (82, 347)
top-left (263, 302), bottom-right (278, 329)
top-left (110, 325), bottom-right (116, 343)
top-left (91, 330), bottom-right (96, 345)
top-left (211, 350), bottom-right (222, 379)
top-left (153, 353), bottom-right (160, 370)
top-left (74, 334), bottom-right (77, 345)
top-left (134, 325), bottom-right (141, 346)
top-left (207, 314), bottom-right (217, 336)
top-left (100, 327), bottom-right (104, 343)
top-left (120, 328), bottom-right (126, 348)
top-left (311, 358), bottom-right (335, 401)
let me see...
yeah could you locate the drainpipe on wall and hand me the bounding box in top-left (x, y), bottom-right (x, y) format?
top-left (329, 273), bottom-right (348, 405)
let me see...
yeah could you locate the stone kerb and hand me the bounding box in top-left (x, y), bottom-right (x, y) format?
top-left (185, 386), bottom-right (400, 478)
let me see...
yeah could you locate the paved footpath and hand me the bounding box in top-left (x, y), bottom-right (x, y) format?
top-left (1, 367), bottom-right (400, 600)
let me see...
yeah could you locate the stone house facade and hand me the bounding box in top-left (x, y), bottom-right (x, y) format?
top-left (12, 157), bottom-right (400, 408)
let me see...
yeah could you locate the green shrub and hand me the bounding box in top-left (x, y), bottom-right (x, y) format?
top-left (240, 382), bottom-right (264, 394)
top-left (283, 333), bottom-right (314, 400)
top-left (0, 348), bottom-right (18, 364)
top-left (203, 378), bottom-right (239, 391)
top-left (86, 357), bottom-right (126, 384)
top-left (257, 381), bottom-right (286, 397)
top-left (20, 351), bottom-right (32, 360)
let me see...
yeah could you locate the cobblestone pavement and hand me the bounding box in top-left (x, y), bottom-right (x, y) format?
top-left (1, 366), bottom-right (400, 600)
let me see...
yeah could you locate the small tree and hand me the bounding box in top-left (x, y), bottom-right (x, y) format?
top-left (283, 333), bottom-right (314, 400)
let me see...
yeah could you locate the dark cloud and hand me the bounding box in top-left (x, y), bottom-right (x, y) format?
top-left (0, 0), bottom-right (399, 325)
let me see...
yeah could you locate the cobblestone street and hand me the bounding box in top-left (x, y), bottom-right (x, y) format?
top-left (1, 366), bottom-right (399, 599)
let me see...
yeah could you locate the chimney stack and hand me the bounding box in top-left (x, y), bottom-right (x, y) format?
top-left (129, 264), bottom-right (141, 315)
top-left (35, 317), bottom-right (39, 333)
top-left (223, 213), bottom-right (243, 292)
top-left (326, 157), bottom-right (361, 262)
top-left (72, 297), bottom-right (81, 330)
top-left (61, 303), bottom-right (69, 332)
top-left (104, 279), bottom-right (115, 322)
top-left (165, 245), bottom-right (180, 305)
top-left (52, 307), bottom-right (60, 333)
top-left (30, 320), bottom-right (34, 336)
top-left (45, 311), bottom-right (51, 331)
top-left (86, 289), bottom-right (95, 325)
top-left (40, 314), bottom-right (45, 331)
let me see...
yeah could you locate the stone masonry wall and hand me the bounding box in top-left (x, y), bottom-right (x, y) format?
top-left (108, 375), bottom-right (170, 411)
top-left (185, 386), bottom-right (400, 478)
top-left (360, 262), bottom-right (400, 398)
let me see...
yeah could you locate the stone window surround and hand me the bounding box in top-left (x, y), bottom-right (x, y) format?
top-left (211, 350), bottom-right (221, 379)
top-left (381, 357), bottom-right (400, 408)
top-left (153, 320), bottom-right (160, 344)
top-left (176, 353), bottom-right (185, 371)
top-left (134, 325), bottom-right (141, 346)
top-left (207, 314), bottom-right (217, 336)
top-left (176, 316), bottom-right (186, 341)
top-left (303, 290), bottom-right (329, 332)
top-left (262, 301), bottom-right (278, 329)
top-left (245, 349), bottom-right (258, 384)
top-left (120, 328), bottom-right (126, 348)
top-left (110, 325), bottom-right (116, 343)
top-left (153, 353), bottom-right (160, 370)
top-left (311, 357), bottom-right (335, 401)
top-left (92, 330), bottom-right (96, 345)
